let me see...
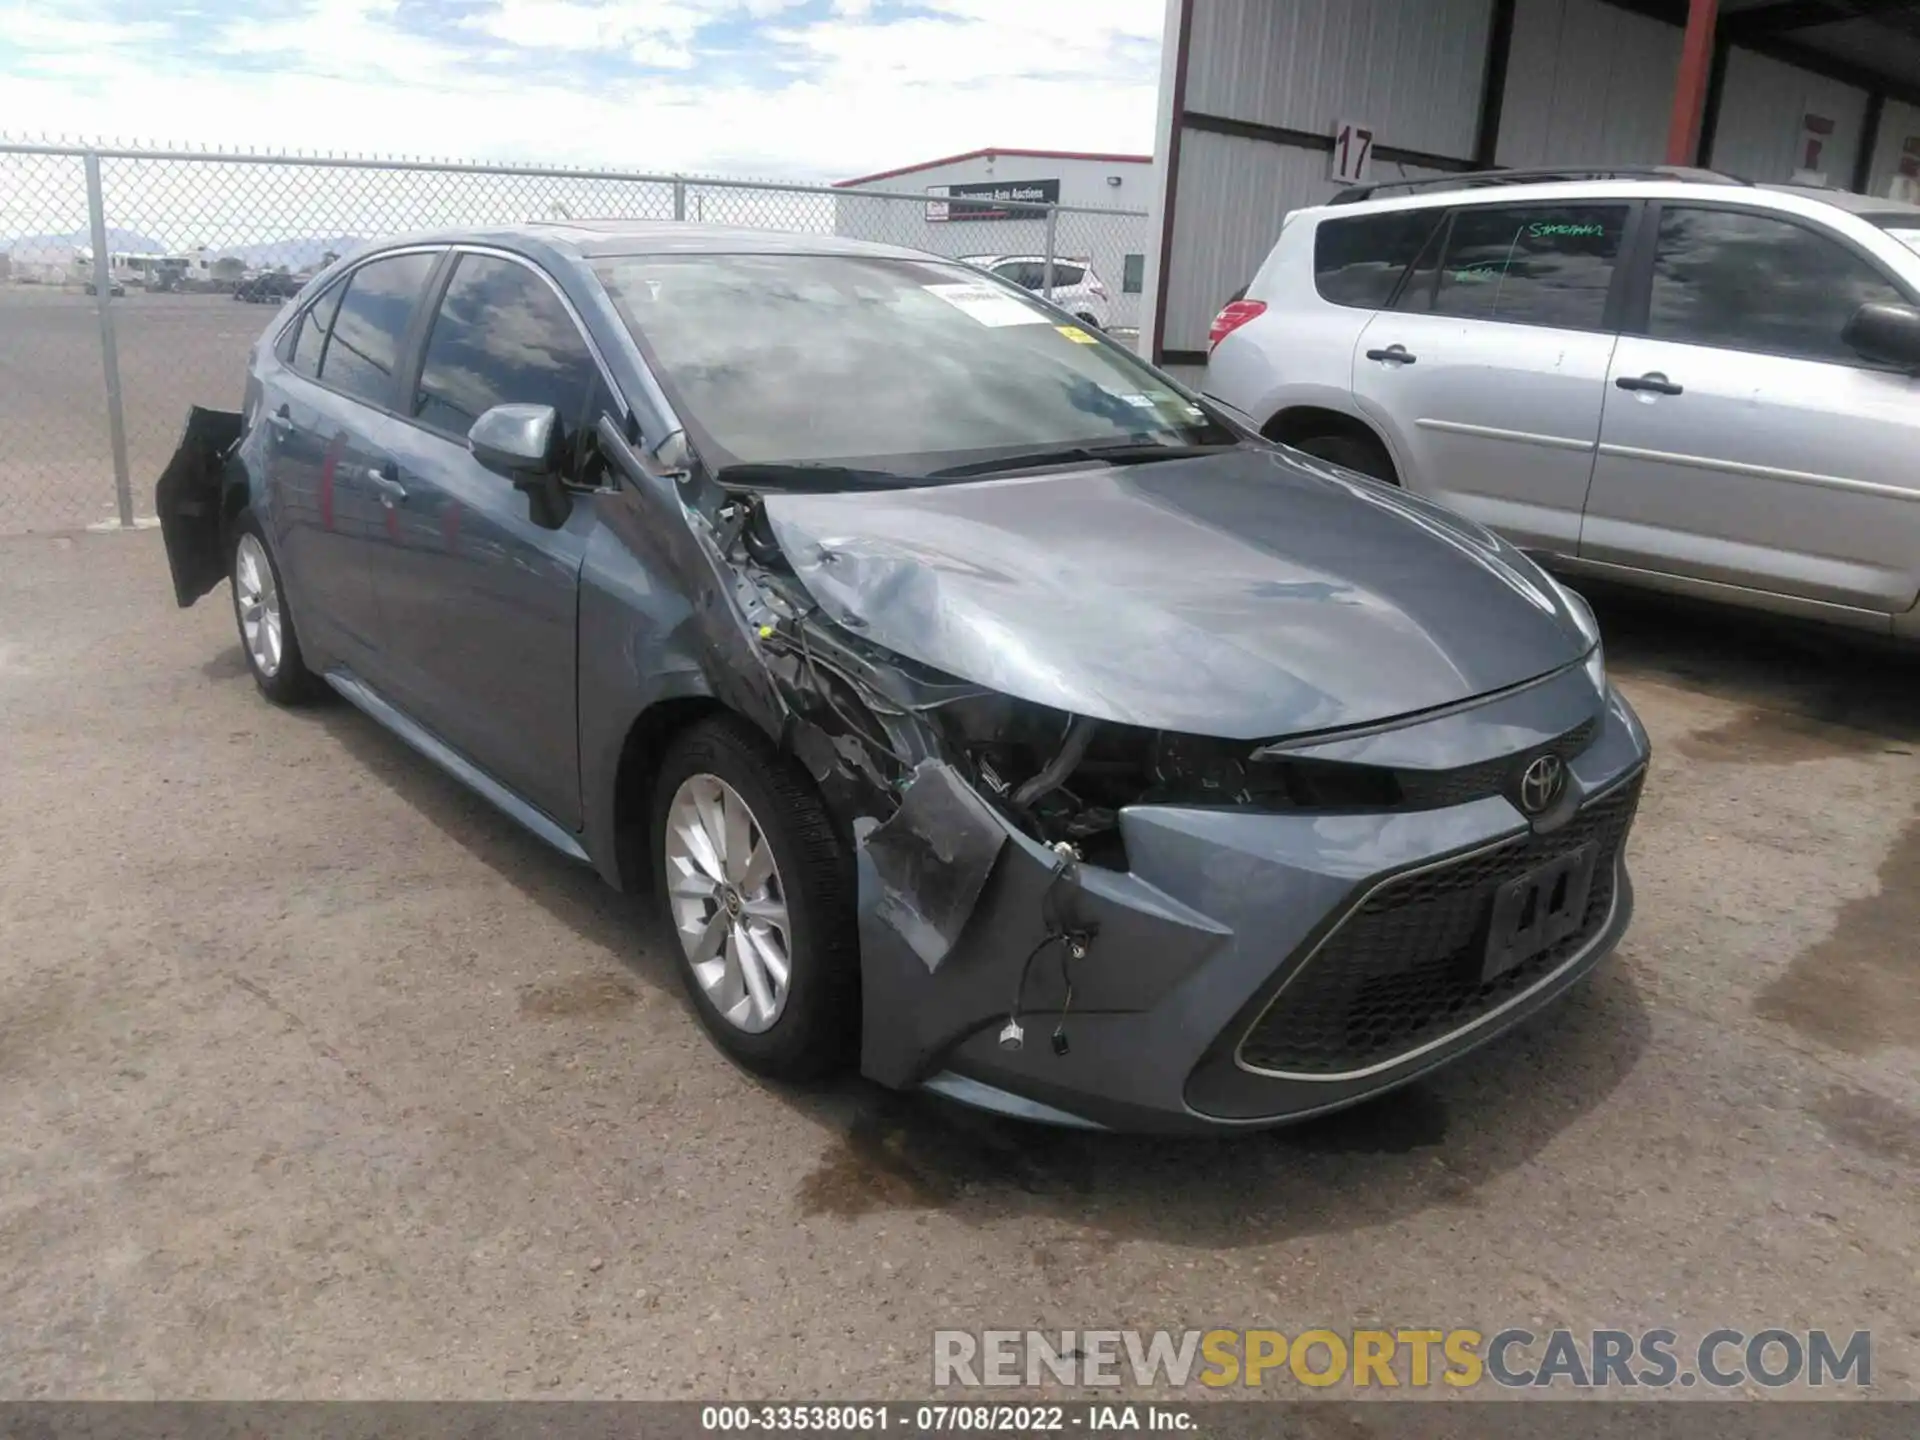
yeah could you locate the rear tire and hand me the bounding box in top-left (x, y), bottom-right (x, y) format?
top-left (651, 715), bottom-right (860, 1081)
top-left (1291, 430), bottom-right (1398, 485)
top-left (230, 510), bottom-right (323, 705)
top-left (1073, 312), bottom-right (1104, 331)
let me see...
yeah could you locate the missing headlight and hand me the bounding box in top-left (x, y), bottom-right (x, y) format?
top-left (936, 702), bottom-right (1415, 869)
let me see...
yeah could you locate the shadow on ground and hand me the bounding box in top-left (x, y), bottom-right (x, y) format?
top-left (1587, 581), bottom-right (1920, 747)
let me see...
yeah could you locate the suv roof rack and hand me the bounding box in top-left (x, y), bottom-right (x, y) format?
top-left (1328, 165), bottom-right (1749, 205)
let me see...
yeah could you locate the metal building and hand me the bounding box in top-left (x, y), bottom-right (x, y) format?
top-left (1144, 0), bottom-right (1920, 373)
top-left (833, 147), bottom-right (1155, 331)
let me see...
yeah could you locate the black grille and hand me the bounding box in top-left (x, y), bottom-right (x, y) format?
top-left (1238, 774), bottom-right (1642, 1076)
top-left (1397, 717), bottom-right (1599, 810)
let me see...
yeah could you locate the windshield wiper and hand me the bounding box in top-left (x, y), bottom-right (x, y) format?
top-left (927, 441), bottom-right (1240, 480)
top-left (713, 461), bottom-right (915, 491)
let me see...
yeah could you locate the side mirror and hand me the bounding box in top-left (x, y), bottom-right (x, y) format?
top-left (468, 403), bottom-right (559, 477)
top-left (469, 403), bottom-right (571, 529)
top-left (1842, 301), bottom-right (1920, 372)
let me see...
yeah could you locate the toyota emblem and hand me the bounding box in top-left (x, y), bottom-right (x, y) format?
top-left (1519, 754), bottom-right (1566, 816)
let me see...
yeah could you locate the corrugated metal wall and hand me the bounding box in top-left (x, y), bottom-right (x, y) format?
top-left (1497, 0), bottom-right (1680, 168)
top-left (1709, 46), bottom-right (1870, 183)
top-left (1160, 130), bottom-right (1453, 355)
top-left (1185, 0), bottom-right (1492, 159)
top-left (1866, 99), bottom-right (1920, 198)
top-left (1157, 0), bottom-right (1489, 356)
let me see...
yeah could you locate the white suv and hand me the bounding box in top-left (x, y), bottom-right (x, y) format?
top-left (1204, 166), bottom-right (1920, 641)
top-left (962, 254), bottom-right (1112, 330)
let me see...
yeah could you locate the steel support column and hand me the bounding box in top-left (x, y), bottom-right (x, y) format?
top-left (1666, 0), bottom-right (1722, 166)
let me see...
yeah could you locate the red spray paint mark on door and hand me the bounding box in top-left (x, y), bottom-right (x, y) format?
top-left (319, 439), bottom-right (340, 530)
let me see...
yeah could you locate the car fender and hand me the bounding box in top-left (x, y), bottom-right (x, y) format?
top-left (1242, 381), bottom-right (1410, 487)
top-left (576, 478), bottom-right (786, 892)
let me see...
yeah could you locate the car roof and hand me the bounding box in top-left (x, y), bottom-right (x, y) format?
top-left (354, 221), bottom-right (942, 263)
top-left (1761, 184), bottom-right (1920, 219)
top-left (959, 253), bottom-right (1096, 266)
top-left (1306, 174), bottom-right (1920, 225)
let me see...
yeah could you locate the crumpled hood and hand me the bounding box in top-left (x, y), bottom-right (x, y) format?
top-left (762, 447), bottom-right (1590, 740)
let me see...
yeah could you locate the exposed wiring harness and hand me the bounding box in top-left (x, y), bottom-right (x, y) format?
top-left (1000, 847), bottom-right (1097, 1056)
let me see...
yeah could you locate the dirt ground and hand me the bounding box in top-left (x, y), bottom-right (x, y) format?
top-left (1, 529), bottom-right (1916, 1400)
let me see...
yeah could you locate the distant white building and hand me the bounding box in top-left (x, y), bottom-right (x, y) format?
top-left (832, 147), bottom-right (1154, 332)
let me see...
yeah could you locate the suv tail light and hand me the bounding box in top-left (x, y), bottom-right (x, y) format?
top-left (1209, 299), bottom-right (1267, 349)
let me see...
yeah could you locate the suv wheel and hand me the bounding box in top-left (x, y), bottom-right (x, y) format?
top-left (231, 512), bottom-right (323, 704)
top-left (652, 715), bottom-right (859, 1080)
top-left (1292, 431), bottom-right (1397, 485)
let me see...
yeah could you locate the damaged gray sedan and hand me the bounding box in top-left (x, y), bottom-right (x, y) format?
top-left (157, 223), bottom-right (1650, 1133)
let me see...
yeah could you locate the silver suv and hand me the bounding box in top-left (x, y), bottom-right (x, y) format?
top-left (1204, 166), bottom-right (1920, 641)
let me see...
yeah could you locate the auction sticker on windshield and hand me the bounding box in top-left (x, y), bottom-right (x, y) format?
top-left (923, 282), bottom-right (1049, 327)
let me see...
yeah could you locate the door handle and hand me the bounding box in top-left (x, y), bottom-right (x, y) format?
top-left (365, 466), bottom-right (408, 505)
top-left (1616, 372), bottom-right (1683, 396)
top-left (1365, 344), bottom-right (1417, 365)
top-left (267, 408), bottom-right (294, 433)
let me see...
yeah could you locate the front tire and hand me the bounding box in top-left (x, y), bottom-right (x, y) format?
top-left (652, 716), bottom-right (859, 1080)
top-left (230, 511), bottom-right (322, 705)
top-left (1292, 430), bottom-right (1398, 484)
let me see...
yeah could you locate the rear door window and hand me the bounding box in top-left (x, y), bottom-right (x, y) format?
top-left (317, 251), bottom-right (438, 406)
top-left (1400, 203), bottom-right (1628, 331)
top-left (1314, 209), bottom-right (1446, 308)
top-left (288, 279), bottom-right (344, 379)
top-left (412, 253), bottom-right (604, 475)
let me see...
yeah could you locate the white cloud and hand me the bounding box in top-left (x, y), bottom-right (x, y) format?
top-left (456, 0), bottom-right (778, 62)
top-left (0, 0), bottom-right (1163, 182)
top-left (0, 6), bottom-right (173, 48)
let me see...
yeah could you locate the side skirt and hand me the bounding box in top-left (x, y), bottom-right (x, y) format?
top-left (324, 668), bottom-right (591, 865)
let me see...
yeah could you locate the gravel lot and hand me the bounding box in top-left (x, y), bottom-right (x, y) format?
top-left (0, 289), bottom-right (259, 534)
top-left (1, 529), bottom-right (1917, 1402)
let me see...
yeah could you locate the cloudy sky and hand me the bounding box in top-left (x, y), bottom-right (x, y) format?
top-left (0, 0), bottom-right (1165, 182)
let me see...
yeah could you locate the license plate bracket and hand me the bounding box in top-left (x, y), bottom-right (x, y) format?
top-left (1481, 843), bottom-right (1598, 983)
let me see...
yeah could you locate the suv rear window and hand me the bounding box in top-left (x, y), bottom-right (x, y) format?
top-left (1398, 203), bottom-right (1627, 331)
top-left (1314, 210), bottom-right (1444, 308)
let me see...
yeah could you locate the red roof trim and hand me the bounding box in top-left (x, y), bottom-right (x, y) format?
top-left (832, 147), bottom-right (1154, 188)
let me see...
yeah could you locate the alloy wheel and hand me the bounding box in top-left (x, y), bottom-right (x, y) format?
top-left (664, 773), bottom-right (793, 1034)
top-left (234, 533), bottom-right (284, 679)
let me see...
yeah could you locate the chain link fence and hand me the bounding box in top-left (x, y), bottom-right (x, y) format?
top-left (0, 141), bottom-right (1149, 536)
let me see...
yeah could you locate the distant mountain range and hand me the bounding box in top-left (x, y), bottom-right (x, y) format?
top-left (220, 235), bottom-right (369, 270)
top-left (4, 227), bottom-right (166, 260)
top-left (4, 228), bottom-right (367, 271)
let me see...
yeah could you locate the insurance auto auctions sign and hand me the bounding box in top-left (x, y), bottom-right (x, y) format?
top-left (925, 178), bottom-right (1061, 221)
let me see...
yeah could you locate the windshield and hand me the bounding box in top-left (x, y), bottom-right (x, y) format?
top-left (591, 253), bottom-right (1233, 481)
top-left (1866, 212), bottom-right (1920, 257)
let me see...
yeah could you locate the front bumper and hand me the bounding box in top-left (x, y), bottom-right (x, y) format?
top-left (854, 664), bottom-right (1650, 1135)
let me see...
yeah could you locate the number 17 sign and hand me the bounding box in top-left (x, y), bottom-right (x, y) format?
top-left (1330, 120), bottom-right (1375, 184)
